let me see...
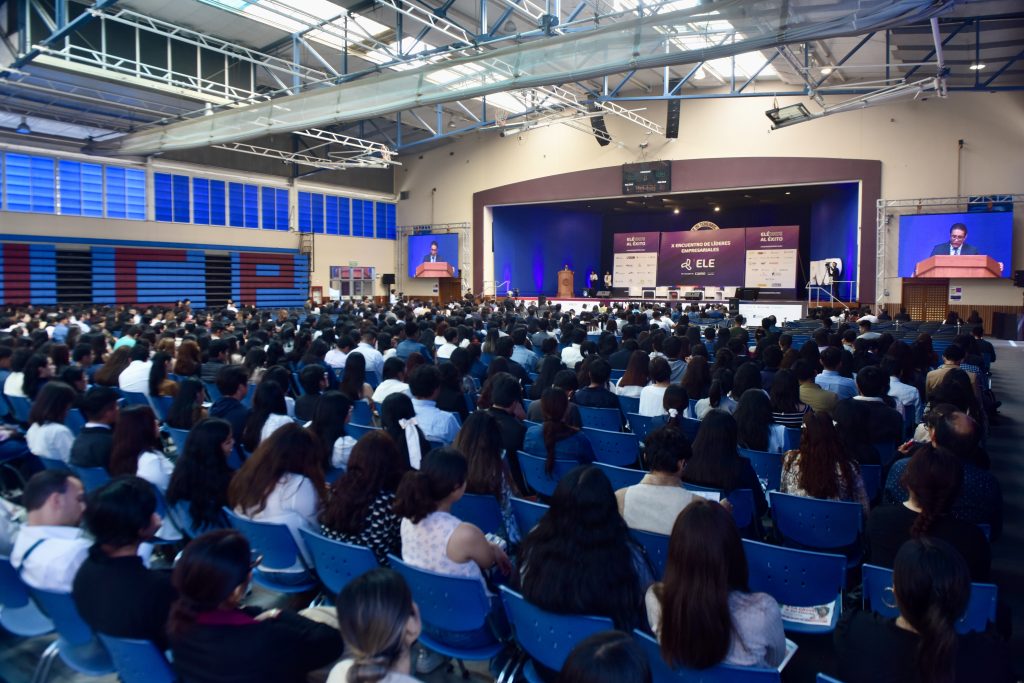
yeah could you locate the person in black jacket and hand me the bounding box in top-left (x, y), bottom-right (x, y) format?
top-left (208, 366), bottom-right (250, 460)
top-left (834, 365), bottom-right (903, 447)
top-left (682, 409), bottom-right (768, 521)
top-left (293, 365), bottom-right (326, 422)
top-left (69, 386), bottom-right (119, 469)
top-left (72, 476), bottom-right (176, 650)
top-left (169, 529), bottom-right (343, 683)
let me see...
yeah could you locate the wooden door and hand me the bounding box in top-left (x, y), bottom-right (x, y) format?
top-left (438, 278), bottom-right (462, 304)
top-left (901, 279), bottom-right (949, 322)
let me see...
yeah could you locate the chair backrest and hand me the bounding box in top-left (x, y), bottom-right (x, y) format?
top-left (687, 398), bottom-right (698, 420)
top-left (510, 496), bottom-right (549, 533)
top-left (626, 412), bottom-right (654, 440)
top-left (163, 426), bottom-right (190, 454)
top-left (7, 396), bottom-right (31, 424)
top-left (500, 586), bottom-right (614, 672)
top-left (577, 406), bottom-right (622, 432)
top-left (742, 540), bottom-right (846, 608)
top-left (582, 427), bottom-right (639, 467)
top-left (98, 634), bottom-right (176, 683)
top-left (681, 484), bottom-right (753, 529)
top-left (769, 491), bottom-right (863, 550)
top-left (351, 400), bottom-right (373, 425)
top-left (872, 442), bottom-right (897, 468)
top-left (861, 564), bottom-right (997, 634)
top-left (298, 529), bottom-right (379, 597)
top-left (679, 417), bottom-right (701, 442)
top-left (593, 462), bottom-right (645, 491)
top-left (222, 508), bottom-right (307, 572)
top-left (518, 451), bottom-right (575, 498)
top-left (634, 629), bottom-right (781, 683)
top-left (859, 464), bottom-right (881, 503)
top-left (202, 381), bottom-right (222, 402)
top-left (117, 389), bottom-right (150, 408)
top-left (150, 395), bottom-right (174, 422)
top-left (632, 528), bottom-right (669, 579)
top-left (738, 447), bottom-right (783, 492)
top-left (64, 408), bottom-right (86, 436)
top-left (365, 371), bottom-right (380, 389)
top-left (617, 394), bottom-right (640, 416)
top-left (0, 555), bottom-right (34, 611)
top-left (291, 372), bottom-right (306, 396)
top-left (451, 493), bottom-right (504, 536)
top-left (783, 428), bottom-right (801, 451)
top-left (70, 465), bottom-right (111, 493)
top-left (37, 456), bottom-right (71, 471)
top-left (31, 587), bottom-right (100, 647)
top-left (389, 554), bottom-right (492, 633)
top-left (346, 423), bottom-right (379, 440)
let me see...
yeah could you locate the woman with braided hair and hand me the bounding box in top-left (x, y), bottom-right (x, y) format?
top-left (866, 447), bottom-right (990, 582)
top-left (327, 568), bottom-right (424, 683)
top-left (168, 529), bottom-right (343, 682)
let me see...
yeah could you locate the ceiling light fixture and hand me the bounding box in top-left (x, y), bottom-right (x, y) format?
top-left (820, 67), bottom-right (833, 75)
top-left (969, 63), bottom-right (986, 70)
top-left (673, 208), bottom-right (680, 214)
top-left (713, 206), bottom-right (721, 212)
top-left (694, 67), bottom-right (706, 80)
top-left (15, 117), bottom-right (31, 135)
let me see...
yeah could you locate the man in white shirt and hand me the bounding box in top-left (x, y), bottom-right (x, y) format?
top-left (10, 470), bottom-right (90, 592)
top-left (118, 345), bottom-right (153, 394)
top-left (372, 358), bottom-right (412, 404)
top-left (882, 357), bottom-right (922, 424)
top-left (560, 328), bottom-right (586, 370)
top-left (347, 331), bottom-right (385, 379)
top-left (324, 335), bottom-right (353, 370)
top-left (435, 328), bottom-right (459, 361)
top-left (408, 365), bottom-right (460, 445)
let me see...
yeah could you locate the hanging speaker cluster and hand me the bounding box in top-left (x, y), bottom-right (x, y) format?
top-left (665, 78), bottom-right (680, 139)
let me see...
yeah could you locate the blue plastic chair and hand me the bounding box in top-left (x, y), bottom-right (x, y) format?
top-left (742, 540), bottom-right (846, 634)
top-left (577, 406), bottom-right (622, 432)
top-left (346, 423), bottom-right (380, 440)
top-left (163, 426), bottom-right (190, 454)
top-left (30, 588), bottom-right (115, 681)
top-left (679, 416), bottom-right (701, 442)
top-left (861, 564), bottom-right (997, 634)
top-left (783, 428), bottom-right (801, 451)
top-left (298, 529), bottom-right (379, 598)
top-left (36, 456), bottom-right (71, 471)
top-left (64, 408), bottom-right (86, 436)
top-left (632, 528), bottom-right (669, 579)
top-left (240, 382), bottom-right (257, 409)
top-left (626, 412), bottom-right (654, 441)
top-left (6, 395), bottom-right (31, 424)
top-left (769, 492), bottom-right (863, 566)
top-left (365, 371), bottom-right (380, 389)
top-left (500, 586), bottom-right (614, 682)
top-left (0, 556), bottom-right (53, 636)
top-left (150, 395), bottom-right (173, 422)
top-left (859, 464), bottom-right (881, 503)
top-left (518, 451), bottom-right (576, 498)
top-left (687, 398), bottom-right (699, 420)
top-left (222, 508), bottom-right (317, 593)
top-left (872, 442), bottom-right (897, 468)
top-left (202, 381), bottom-right (222, 402)
top-left (593, 462), bottom-right (645, 491)
top-left (389, 555), bottom-right (508, 670)
top-left (97, 634), bottom-right (176, 683)
top-left (510, 496), bottom-right (549, 533)
top-left (738, 447), bottom-right (784, 492)
top-left (634, 629), bottom-right (781, 682)
top-left (70, 465), bottom-right (111, 493)
top-left (351, 400), bottom-right (373, 425)
top-left (582, 427), bottom-right (639, 467)
top-left (117, 389), bottom-right (151, 408)
top-left (683, 484), bottom-right (755, 530)
top-left (617, 394), bottom-right (640, 415)
top-left (451, 493), bottom-right (505, 536)
top-left (521, 398), bottom-right (533, 414)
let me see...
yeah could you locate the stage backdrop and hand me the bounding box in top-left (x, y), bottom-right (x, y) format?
top-left (657, 226), bottom-right (798, 288)
top-left (744, 226), bottom-right (800, 289)
top-left (612, 232), bottom-right (660, 288)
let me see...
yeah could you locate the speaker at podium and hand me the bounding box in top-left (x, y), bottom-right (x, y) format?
top-left (557, 268), bottom-right (574, 298)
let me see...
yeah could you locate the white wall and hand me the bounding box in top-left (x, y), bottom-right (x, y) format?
top-left (396, 91), bottom-right (1024, 304)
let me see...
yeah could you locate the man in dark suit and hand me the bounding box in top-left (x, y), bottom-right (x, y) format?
top-left (70, 387), bottom-right (119, 470)
top-left (422, 240), bottom-right (441, 262)
top-left (929, 223), bottom-right (979, 256)
top-left (835, 365), bottom-right (903, 446)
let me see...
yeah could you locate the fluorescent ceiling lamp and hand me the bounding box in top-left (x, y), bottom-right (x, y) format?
top-left (969, 63), bottom-right (986, 70)
top-left (765, 103), bottom-right (812, 128)
top-left (820, 67), bottom-right (833, 75)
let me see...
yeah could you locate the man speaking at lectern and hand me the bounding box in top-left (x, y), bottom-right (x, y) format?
top-left (929, 223), bottom-right (979, 256)
top-left (422, 240), bottom-right (442, 262)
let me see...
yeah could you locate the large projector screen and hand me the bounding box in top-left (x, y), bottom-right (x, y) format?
top-left (898, 212), bottom-right (1013, 278)
top-left (408, 233), bottom-right (459, 278)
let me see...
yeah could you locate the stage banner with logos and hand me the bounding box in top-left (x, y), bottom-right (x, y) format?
top-left (657, 229), bottom-right (746, 286)
top-left (744, 226), bottom-right (800, 289)
top-left (613, 232), bottom-right (661, 288)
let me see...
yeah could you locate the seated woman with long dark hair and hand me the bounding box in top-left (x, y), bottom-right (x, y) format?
top-left (109, 405), bottom-right (174, 492)
top-left (682, 410), bottom-right (768, 519)
top-left (306, 391), bottom-right (356, 471)
top-left (694, 368), bottom-right (736, 419)
top-left (648, 384), bottom-right (689, 431)
top-left (734, 388), bottom-right (785, 453)
top-left (148, 351), bottom-right (178, 398)
top-left (165, 377), bottom-right (207, 430)
top-left (169, 530), bottom-right (343, 683)
top-left (679, 355), bottom-right (710, 402)
top-left (768, 369), bottom-right (809, 428)
top-left (647, 499), bottom-right (785, 669)
top-left (781, 411), bottom-right (869, 513)
top-left (522, 388), bottom-right (594, 473)
top-left (835, 537), bottom-right (1012, 682)
top-left (240, 380), bottom-right (291, 452)
top-left (615, 350), bottom-right (649, 399)
top-left (381, 392), bottom-right (431, 470)
top-left (319, 430), bottom-right (406, 565)
top-left (26, 381), bottom-right (76, 463)
top-left (166, 418), bottom-right (234, 535)
top-left (454, 411), bottom-right (522, 545)
top-left (519, 465), bottom-right (651, 633)
top-left (528, 355), bottom-right (564, 401)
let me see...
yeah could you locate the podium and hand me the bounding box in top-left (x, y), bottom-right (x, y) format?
top-left (557, 269), bottom-right (574, 298)
top-left (914, 255), bottom-right (1001, 278)
top-left (415, 262), bottom-right (455, 278)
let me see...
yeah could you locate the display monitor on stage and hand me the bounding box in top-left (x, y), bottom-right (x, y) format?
top-left (408, 233), bottom-right (459, 278)
top-left (898, 211), bottom-right (1013, 278)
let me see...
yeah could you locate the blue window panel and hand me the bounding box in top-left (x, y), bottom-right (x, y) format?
top-left (337, 196), bottom-right (350, 236)
top-left (4, 153), bottom-right (55, 214)
top-left (244, 184), bottom-right (259, 228)
top-left (58, 160), bottom-right (82, 215)
top-left (261, 187), bottom-right (276, 230)
top-left (351, 199), bottom-right (364, 237)
top-left (325, 195), bottom-right (338, 235)
top-left (105, 166), bottom-right (135, 219)
top-left (81, 163), bottom-right (103, 217)
top-left (154, 172), bottom-right (173, 222)
top-left (361, 200), bottom-right (374, 238)
top-left (124, 168), bottom-right (146, 220)
top-left (297, 191), bottom-right (311, 233)
top-left (193, 178), bottom-right (210, 225)
top-left (311, 193), bottom-right (325, 234)
top-left (386, 203), bottom-right (397, 240)
top-left (274, 188), bottom-right (288, 230)
top-left (209, 180), bottom-right (226, 225)
top-left (228, 182), bottom-right (244, 227)
top-left (172, 174), bottom-right (190, 223)
top-left (31, 155), bottom-right (55, 213)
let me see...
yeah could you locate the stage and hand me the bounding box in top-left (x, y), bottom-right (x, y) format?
top-left (508, 296), bottom-right (810, 326)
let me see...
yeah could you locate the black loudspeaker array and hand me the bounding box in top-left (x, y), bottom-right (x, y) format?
top-left (381, 273), bottom-right (396, 286)
top-left (591, 114), bottom-right (611, 147)
top-left (665, 79), bottom-right (680, 139)
top-left (1013, 270), bottom-right (1024, 288)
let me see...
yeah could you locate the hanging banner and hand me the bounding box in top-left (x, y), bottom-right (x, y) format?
top-left (657, 228), bottom-right (746, 286)
top-left (744, 226), bottom-right (800, 289)
top-left (612, 232), bottom-right (660, 288)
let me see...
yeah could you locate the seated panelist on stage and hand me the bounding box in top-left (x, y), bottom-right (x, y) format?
top-left (929, 223), bottom-right (979, 256)
top-left (422, 240), bottom-right (446, 263)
